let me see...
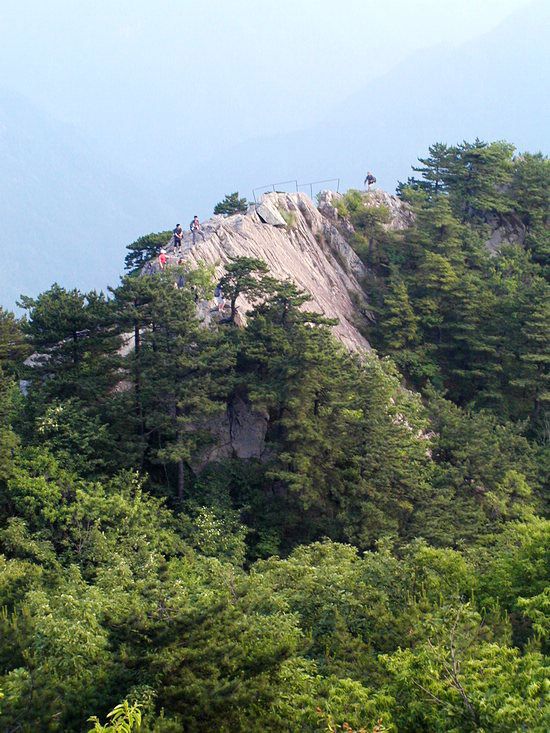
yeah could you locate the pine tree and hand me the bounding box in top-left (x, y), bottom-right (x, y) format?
top-left (510, 152), bottom-right (550, 231)
top-left (124, 231), bottom-right (171, 274)
top-left (218, 256), bottom-right (270, 323)
top-left (415, 195), bottom-right (466, 264)
top-left (111, 274), bottom-right (160, 466)
top-left (415, 252), bottom-right (459, 344)
top-left (19, 285), bottom-right (120, 403)
top-left (0, 307), bottom-right (30, 377)
top-left (380, 277), bottom-right (418, 352)
top-left (213, 192), bottom-right (248, 216)
top-left (511, 153), bottom-right (550, 274)
top-left (436, 269), bottom-right (501, 406)
top-left (411, 142), bottom-right (454, 196)
top-left (513, 280), bottom-right (550, 437)
top-left (448, 139), bottom-right (515, 221)
top-left (134, 272), bottom-right (233, 499)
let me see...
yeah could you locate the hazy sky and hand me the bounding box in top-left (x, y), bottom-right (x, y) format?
top-left (0, 0), bottom-right (535, 175)
top-left (0, 0), bottom-right (546, 308)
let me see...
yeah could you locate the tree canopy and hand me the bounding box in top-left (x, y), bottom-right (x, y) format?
top-left (0, 138), bottom-right (548, 732)
top-left (214, 192), bottom-right (248, 216)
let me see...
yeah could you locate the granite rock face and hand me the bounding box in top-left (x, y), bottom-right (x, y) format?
top-left (191, 396), bottom-right (271, 471)
top-left (153, 190), bottom-right (418, 465)
top-left (168, 191), bottom-right (373, 352)
top-left (484, 212), bottom-right (527, 253)
top-left (152, 192), bottom-right (371, 464)
top-left (363, 189), bottom-right (415, 230)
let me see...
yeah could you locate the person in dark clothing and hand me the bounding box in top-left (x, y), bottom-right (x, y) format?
top-left (364, 172), bottom-right (376, 190)
top-left (190, 215), bottom-right (206, 245)
top-left (173, 224), bottom-right (183, 251)
top-left (176, 259), bottom-right (186, 289)
top-left (214, 279), bottom-right (226, 313)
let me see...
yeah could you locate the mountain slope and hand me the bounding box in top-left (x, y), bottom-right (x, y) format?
top-left (162, 190), bottom-right (411, 352)
top-left (0, 90), bottom-right (176, 308)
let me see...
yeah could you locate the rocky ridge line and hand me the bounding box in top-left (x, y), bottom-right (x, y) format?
top-left (166, 190), bottom-right (412, 352)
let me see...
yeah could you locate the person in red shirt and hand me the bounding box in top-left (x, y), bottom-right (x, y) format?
top-left (158, 248), bottom-right (168, 270)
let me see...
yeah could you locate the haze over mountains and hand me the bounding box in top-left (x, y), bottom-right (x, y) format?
top-left (0, 0), bottom-right (548, 309)
top-left (0, 90), bottom-right (176, 308)
top-left (176, 0), bottom-right (549, 204)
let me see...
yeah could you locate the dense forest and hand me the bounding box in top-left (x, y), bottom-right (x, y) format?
top-left (0, 139), bottom-right (548, 732)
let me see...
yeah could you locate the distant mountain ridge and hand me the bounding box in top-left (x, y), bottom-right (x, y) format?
top-left (0, 0), bottom-right (548, 309)
top-left (0, 90), bottom-right (176, 309)
top-left (170, 0), bottom-right (549, 207)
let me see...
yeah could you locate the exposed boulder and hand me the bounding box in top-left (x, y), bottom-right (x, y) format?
top-left (255, 198), bottom-right (288, 227)
top-left (361, 189), bottom-right (415, 231)
top-left (317, 190), bottom-right (343, 221)
top-left (484, 212), bottom-right (527, 253)
top-left (191, 395), bottom-right (271, 471)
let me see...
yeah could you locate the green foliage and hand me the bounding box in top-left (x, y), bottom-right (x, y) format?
top-left (19, 284), bottom-right (120, 404)
top-left (213, 191), bottom-right (248, 216)
top-left (336, 191), bottom-right (396, 270)
top-left (111, 270), bottom-right (233, 499)
top-left (0, 139), bottom-right (547, 731)
top-left (124, 231), bottom-right (172, 274)
top-left (88, 701), bottom-right (142, 732)
top-left (180, 505), bottom-right (247, 566)
top-left (182, 260), bottom-right (216, 299)
top-left (278, 208), bottom-right (297, 229)
top-left (449, 139), bottom-right (515, 220)
top-left (406, 390), bottom-right (541, 547)
top-left (34, 398), bottom-right (114, 476)
top-left (404, 138), bottom-right (516, 219)
top-left (218, 255), bottom-right (270, 322)
top-left (336, 189), bottom-right (363, 218)
top-left (476, 517), bottom-right (550, 646)
top-left (0, 307), bottom-right (30, 377)
top-left (383, 605), bottom-right (549, 732)
top-left (410, 142), bottom-right (454, 196)
top-left (364, 141), bottom-right (549, 439)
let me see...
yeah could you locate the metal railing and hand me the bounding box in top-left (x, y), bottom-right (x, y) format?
top-left (297, 178), bottom-right (340, 198)
top-left (252, 177), bottom-right (340, 202)
top-left (252, 180), bottom-right (298, 202)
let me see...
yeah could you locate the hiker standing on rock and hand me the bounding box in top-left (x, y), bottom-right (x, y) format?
top-left (158, 248), bottom-right (167, 271)
top-left (173, 224), bottom-right (183, 252)
top-left (364, 172), bottom-right (376, 190)
top-left (190, 215), bottom-right (206, 246)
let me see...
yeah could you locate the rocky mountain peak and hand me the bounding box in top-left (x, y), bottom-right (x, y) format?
top-left (167, 190), bottom-right (412, 352)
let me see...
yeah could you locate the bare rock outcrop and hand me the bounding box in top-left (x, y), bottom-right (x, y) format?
top-left (317, 189), bottom-right (415, 233)
top-left (169, 192), bottom-right (372, 352)
top-left (191, 396), bottom-right (271, 471)
top-left (363, 189), bottom-right (415, 230)
top-left (484, 212), bottom-right (527, 253)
